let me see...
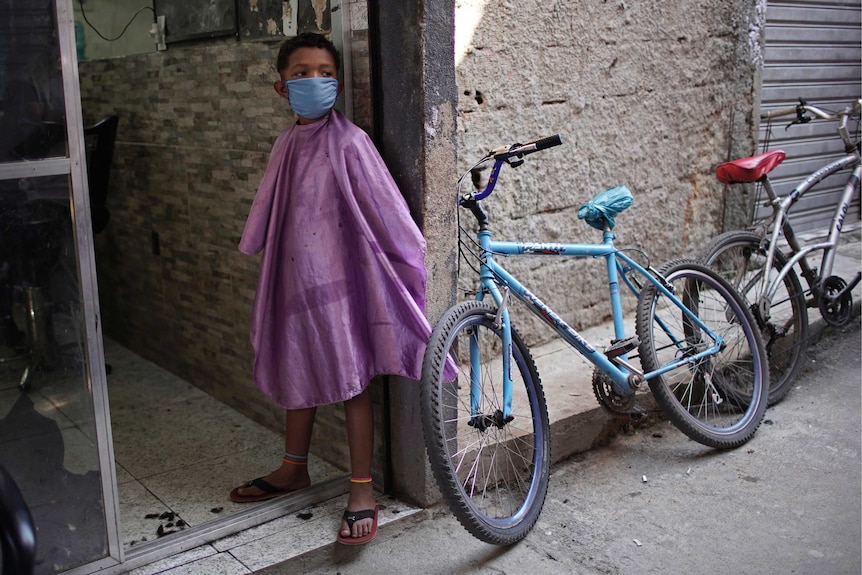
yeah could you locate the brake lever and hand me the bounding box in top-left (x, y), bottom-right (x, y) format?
top-left (507, 157), bottom-right (525, 168)
top-left (786, 99), bottom-right (813, 130)
top-left (785, 115), bottom-right (811, 130)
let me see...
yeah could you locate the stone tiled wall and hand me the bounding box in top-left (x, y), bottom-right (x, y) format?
top-left (79, 18), bottom-right (376, 474)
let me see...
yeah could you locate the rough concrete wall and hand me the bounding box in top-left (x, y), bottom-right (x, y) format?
top-left (454, 0), bottom-right (762, 344)
top-left (369, 0), bottom-right (459, 507)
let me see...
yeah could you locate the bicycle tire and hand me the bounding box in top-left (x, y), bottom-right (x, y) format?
top-left (421, 300), bottom-right (551, 545)
top-left (636, 259), bottom-right (769, 449)
top-left (698, 230), bottom-right (808, 405)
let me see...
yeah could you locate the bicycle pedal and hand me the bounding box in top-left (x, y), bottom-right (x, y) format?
top-left (629, 404), bottom-right (649, 420)
top-left (605, 336), bottom-right (640, 358)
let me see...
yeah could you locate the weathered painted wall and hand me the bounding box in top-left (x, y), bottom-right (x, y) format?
top-left (452, 0), bottom-right (763, 344)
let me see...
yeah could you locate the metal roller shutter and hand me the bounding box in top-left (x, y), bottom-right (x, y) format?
top-left (757, 0), bottom-right (861, 235)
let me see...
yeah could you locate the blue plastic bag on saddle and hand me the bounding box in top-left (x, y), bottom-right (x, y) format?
top-left (577, 185), bottom-right (633, 230)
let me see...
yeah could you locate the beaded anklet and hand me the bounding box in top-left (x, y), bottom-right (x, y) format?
top-left (283, 451), bottom-right (308, 466)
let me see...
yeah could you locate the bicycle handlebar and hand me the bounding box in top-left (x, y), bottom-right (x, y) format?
top-left (458, 134), bottom-right (563, 206)
top-left (761, 98), bottom-right (862, 122)
top-left (761, 99), bottom-right (862, 155)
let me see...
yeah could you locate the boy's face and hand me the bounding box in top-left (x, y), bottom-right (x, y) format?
top-left (274, 46), bottom-right (341, 124)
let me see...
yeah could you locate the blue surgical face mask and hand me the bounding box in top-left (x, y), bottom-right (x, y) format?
top-left (284, 77), bottom-right (338, 119)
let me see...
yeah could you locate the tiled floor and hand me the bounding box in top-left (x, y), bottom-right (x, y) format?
top-left (125, 492), bottom-right (419, 575)
top-left (101, 338), bottom-right (346, 549)
top-left (0, 337), bottom-right (420, 574)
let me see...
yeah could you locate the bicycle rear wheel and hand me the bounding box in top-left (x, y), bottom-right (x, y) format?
top-left (421, 300), bottom-right (550, 545)
top-left (636, 259), bottom-right (769, 449)
top-left (699, 230), bottom-right (808, 405)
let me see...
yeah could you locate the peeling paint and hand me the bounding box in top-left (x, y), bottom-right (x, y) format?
top-left (282, 0), bottom-right (296, 37)
top-left (312, 0), bottom-right (328, 30)
top-left (266, 18), bottom-right (278, 36)
top-left (424, 107), bottom-right (441, 140)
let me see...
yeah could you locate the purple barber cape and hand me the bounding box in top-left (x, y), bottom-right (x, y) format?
top-left (239, 110), bottom-right (432, 409)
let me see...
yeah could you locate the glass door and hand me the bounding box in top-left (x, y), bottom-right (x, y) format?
top-left (0, 0), bottom-right (120, 573)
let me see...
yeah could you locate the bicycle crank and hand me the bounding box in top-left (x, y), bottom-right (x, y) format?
top-left (592, 369), bottom-right (643, 415)
top-left (818, 275), bottom-right (854, 327)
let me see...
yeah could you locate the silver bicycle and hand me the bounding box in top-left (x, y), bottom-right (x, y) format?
top-left (699, 99), bottom-right (861, 405)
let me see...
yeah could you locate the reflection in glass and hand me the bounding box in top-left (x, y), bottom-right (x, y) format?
top-left (0, 175), bottom-right (108, 574)
top-left (0, 0), bottom-right (68, 163)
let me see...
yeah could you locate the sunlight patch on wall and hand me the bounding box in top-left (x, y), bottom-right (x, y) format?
top-left (455, 0), bottom-right (487, 67)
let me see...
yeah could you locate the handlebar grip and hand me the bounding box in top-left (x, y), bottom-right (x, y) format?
top-left (496, 134), bottom-right (563, 160)
top-left (761, 106), bottom-right (798, 120)
top-left (532, 134), bottom-right (563, 151)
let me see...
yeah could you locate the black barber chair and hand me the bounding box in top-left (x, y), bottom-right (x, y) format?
top-left (2, 115), bottom-right (119, 387)
top-left (0, 185), bottom-right (64, 390)
top-left (84, 116), bottom-right (119, 376)
top-left (0, 464), bottom-right (36, 575)
top-left (83, 115), bottom-right (119, 234)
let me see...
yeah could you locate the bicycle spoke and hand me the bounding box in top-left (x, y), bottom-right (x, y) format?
top-left (700, 232), bottom-right (809, 405)
top-left (637, 260), bottom-right (768, 448)
top-left (422, 301), bottom-right (550, 544)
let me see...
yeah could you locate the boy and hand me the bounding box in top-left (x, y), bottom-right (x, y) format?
top-left (231, 33), bottom-right (431, 546)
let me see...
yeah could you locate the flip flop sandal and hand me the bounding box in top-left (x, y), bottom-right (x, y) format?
top-left (229, 477), bottom-right (293, 503)
top-left (336, 505), bottom-right (379, 546)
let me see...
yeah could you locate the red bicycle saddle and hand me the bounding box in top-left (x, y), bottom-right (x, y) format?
top-left (716, 149), bottom-right (786, 184)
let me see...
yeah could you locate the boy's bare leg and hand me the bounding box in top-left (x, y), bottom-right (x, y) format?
top-left (233, 407), bottom-right (315, 498)
top-left (341, 387), bottom-right (376, 539)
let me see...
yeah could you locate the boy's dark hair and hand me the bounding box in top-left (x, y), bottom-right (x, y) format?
top-left (276, 32), bottom-right (341, 73)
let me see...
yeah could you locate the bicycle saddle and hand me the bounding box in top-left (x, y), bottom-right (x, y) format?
top-left (578, 185), bottom-right (633, 230)
top-left (716, 150), bottom-right (786, 184)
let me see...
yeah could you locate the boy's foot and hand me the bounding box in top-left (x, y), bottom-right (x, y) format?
top-left (229, 468), bottom-right (310, 503)
top-left (336, 505), bottom-right (378, 546)
top-left (337, 482), bottom-right (377, 544)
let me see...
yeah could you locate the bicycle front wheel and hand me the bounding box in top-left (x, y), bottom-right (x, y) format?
top-left (699, 230), bottom-right (808, 405)
top-left (636, 259), bottom-right (769, 449)
top-left (421, 300), bottom-right (550, 545)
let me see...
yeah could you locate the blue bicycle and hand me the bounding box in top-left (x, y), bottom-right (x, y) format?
top-left (420, 136), bottom-right (769, 545)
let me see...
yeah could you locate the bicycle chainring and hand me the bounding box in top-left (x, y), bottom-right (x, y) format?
top-left (592, 369), bottom-right (637, 414)
top-left (818, 275), bottom-right (852, 327)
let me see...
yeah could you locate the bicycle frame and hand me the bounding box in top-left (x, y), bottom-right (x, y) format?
top-left (756, 152), bottom-right (860, 315)
top-left (470, 224), bottom-right (725, 418)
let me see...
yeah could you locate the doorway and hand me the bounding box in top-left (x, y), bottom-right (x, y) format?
top-left (75, 0), bottom-right (371, 563)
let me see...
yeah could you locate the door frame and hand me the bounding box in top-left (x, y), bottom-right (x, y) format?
top-left (0, 0), bottom-right (122, 571)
